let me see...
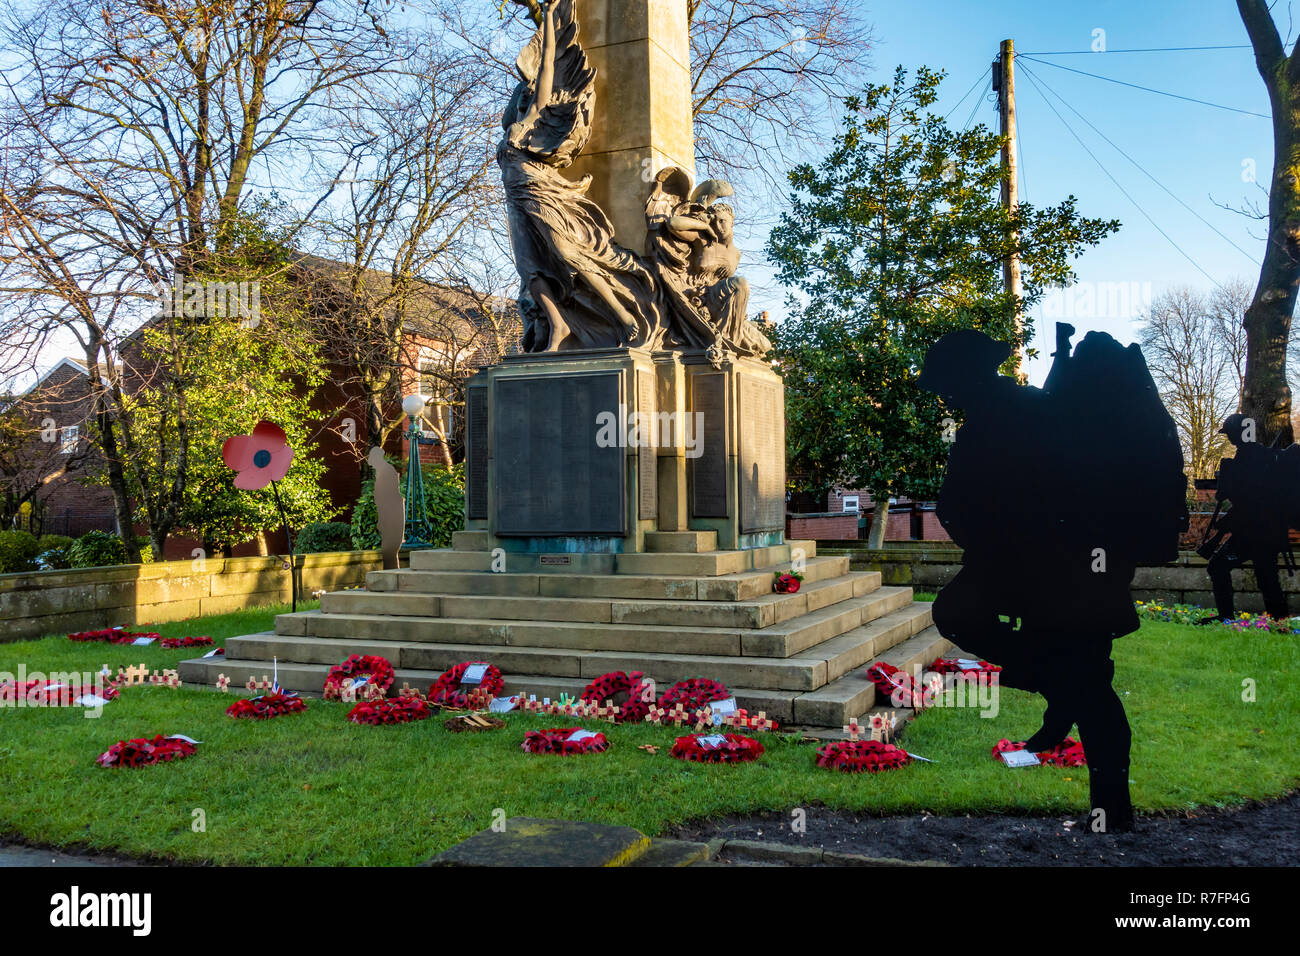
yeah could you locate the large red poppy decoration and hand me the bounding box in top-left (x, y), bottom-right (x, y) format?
top-left (222, 421), bottom-right (294, 490)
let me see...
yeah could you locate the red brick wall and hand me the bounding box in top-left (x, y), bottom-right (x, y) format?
top-left (786, 514), bottom-right (859, 540)
top-left (920, 511), bottom-right (951, 542)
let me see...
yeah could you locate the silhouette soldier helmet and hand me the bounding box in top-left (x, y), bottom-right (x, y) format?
top-left (1219, 413), bottom-right (1249, 445)
top-left (918, 329), bottom-right (1012, 406)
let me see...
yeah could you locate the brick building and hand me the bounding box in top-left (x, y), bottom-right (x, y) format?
top-left (785, 488), bottom-right (951, 543)
top-left (13, 254), bottom-right (517, 559)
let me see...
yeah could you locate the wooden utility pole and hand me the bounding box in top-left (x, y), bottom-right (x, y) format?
top-left (994, 38), bottom-right (1024, 372)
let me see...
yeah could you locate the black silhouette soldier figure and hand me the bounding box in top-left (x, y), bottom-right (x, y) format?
top-left (1197, 414), bottom-right (1295, 623)
top-left (919, 322), bottom-right (1187, 833)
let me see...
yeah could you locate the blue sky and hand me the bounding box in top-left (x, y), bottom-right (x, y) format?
top-left (830, 0), bottom-right (1280, 384)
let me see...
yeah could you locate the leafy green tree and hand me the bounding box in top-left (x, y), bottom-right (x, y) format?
top-left (123, 209), bottom-right (337, 556)
top-left (768, 67), bottom-right (1118, 545)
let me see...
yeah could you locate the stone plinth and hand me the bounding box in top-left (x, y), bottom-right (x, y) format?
top-left (464, 348), bottom-right (785, 554)
top-left (566, 0), bottom-right (695, 252)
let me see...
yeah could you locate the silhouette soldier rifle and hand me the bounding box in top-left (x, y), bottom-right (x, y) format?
top-left (1197, 414), bottom-right (1295, 623)
top-left (920, 323), bottom-right (1186, 833)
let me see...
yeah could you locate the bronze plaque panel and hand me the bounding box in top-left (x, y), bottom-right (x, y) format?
top-left (466, 384), bottom-right (489, 519)
top-left (690, 372), bottom-right (728, 518)
top-left (739, 375), bottom-right (785, 533)
top-left (493, 372), bottom-right (625, 536)
top-left (636, 369), bottom-right (657, 520)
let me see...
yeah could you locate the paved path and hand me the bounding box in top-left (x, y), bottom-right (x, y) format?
top-left (0, 842), bottom-right (142, 867)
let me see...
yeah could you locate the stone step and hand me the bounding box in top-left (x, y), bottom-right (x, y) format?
top-left (789, 622), bottom-right (948, 727)
top-left (614, 542), bottom-right (807, 577)
top-left (316, 571), bottom-right (881, 629)
top-left (451, 530), bottom-right (490, 551)
top-left (279, 587), bottom-right (904, 663)
top-left (364, 553), bottom-right (850, 602)
top-left (643, 530), bottom-right (718, 553)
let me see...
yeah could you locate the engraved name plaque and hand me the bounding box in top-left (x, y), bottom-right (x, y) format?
top-left (739, 375), bottom-right (785, 533)
top-left (636, 369), bottom-right (657, 520)
top-left (493, 372), bottom-right (625, 536)
top-left (466, 384), bottom-right (489, 519)
top-left (691, 372), bottom-right (728, 518)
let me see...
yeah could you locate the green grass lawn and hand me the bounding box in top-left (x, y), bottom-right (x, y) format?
top-left (0, 601), bottom-right (1296, 865)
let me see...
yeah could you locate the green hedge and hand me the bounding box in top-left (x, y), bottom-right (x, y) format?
top-left (67, 530), bottom-right (129, 569)
top-left (351, 461), bottom-right (464, 551)
top-left (0, 530), bottom-right (42, 574)
top-left (294, 521), bottom-right (355, 555)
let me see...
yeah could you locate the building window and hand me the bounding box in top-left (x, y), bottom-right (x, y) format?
top-left (60, 425), bottom-right (79, 454)
top-left (842, 495), bottom-right (859, 512)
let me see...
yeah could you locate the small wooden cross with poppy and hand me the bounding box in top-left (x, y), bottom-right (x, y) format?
top-left (216, 674), bottom-right (230, 693)
top-left (844, 718), bottom-right (864, 741)
top-left (644, 703), bottom-right (667, 724)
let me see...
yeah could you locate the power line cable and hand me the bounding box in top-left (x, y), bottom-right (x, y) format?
top-left (943, 70), bottom-right (987, 122)
top-left (960, 78), bottom-right (989, 133)
top-left (1018, 63), bottom-right (1223, 288)
top-left (1018, 60), bottom-right (1260, 266)
top-left (1018, 54), bottom-right (1269, 119)
top-left (1020, 44), bottom-right (1251, 55)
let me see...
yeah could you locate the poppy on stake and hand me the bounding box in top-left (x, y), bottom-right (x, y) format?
top-left (222, 421), bottom-right (299, 610)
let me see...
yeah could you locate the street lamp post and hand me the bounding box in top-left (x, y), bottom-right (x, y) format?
top-left (402, 394), bottom-right (436, 548)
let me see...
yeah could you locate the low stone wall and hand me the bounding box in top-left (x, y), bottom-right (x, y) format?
top-left (821, 542), bottom-right (1300, 612)
top-left (0, 550), bottom-right (383, 643)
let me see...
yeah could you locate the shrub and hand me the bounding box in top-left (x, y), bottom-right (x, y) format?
top-left (35, 534), bottom-right (75, 570)
top-left (67, 530), bottom-right (129, 569)
top-left (294, 521), bottom-right (355, 555)
top-left (0, 530), bottom-right (42, 574)
top-left (351, 460), bottom-right (465, 551)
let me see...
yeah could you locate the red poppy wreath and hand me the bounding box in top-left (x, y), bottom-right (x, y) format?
top-left (864, 662), bottom-right (926, 708)
top-left (659, 677), bottom-right (731, 713)
top-left (427, 661), bottom-right (504, 708)
top-left (161, 636), bottom-right (215, 649)
top-left (992, 737), bottom-right (1087, 767)
top-left (928, 657), bottom-right (1002, 676)
top-left (68, 628), bottom-right (160, 644)
top-left (226, 692), bottom-right (307, 720)
top-left (815, 739), bottom-right (912, 773)
top-left (670, 733), bottom-right (764, 763)
top-left (347, 696), bottom-right (431, 725)
top-left (322, 654), bottom-right (395, 700)
top-left (579, 670), bottom-right (654, 723)
top-left (96, 734), bottom-right (196, 768)
top-left (0, 679), bottom-right (118, 707)
top-left (521, 727), bottom-right (609, 755)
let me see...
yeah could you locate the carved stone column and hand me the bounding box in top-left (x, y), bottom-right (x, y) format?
top-left (567, 0), bottom-right (695, 253)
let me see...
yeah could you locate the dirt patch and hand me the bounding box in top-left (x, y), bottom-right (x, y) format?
top-left (667, 792), bottom-right (1300, 866)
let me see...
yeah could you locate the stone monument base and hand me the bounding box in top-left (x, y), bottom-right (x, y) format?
top-left (180, 536), bottom-right (951, 728)
top-left (464, 347), bottom-right (786, 555)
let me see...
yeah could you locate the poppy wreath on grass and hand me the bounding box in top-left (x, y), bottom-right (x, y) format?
top-left (347, 696), bottom-right (431, 725)
top-left (226, 692), bottom-right (307, 720)
top-left (322, 654), bottom-right (395, 700)
top-left (161, 636), bottom-right (215, 649)
top-left (427, 661), bottom-right (504, 709)
top-left (579, 670), bottom-right (654, 723)
top-left (670, 732), bottom-right (764, 764)
top-left (659, 677), bottom-right (731, 715)
top-left (992, 737), bottom-right (1087, 768)
top-left (815, 739), bottom-right (912, 773)
top-left (0, 679), bottom-right (119, 706)
top-left (864, 662), bottom-right (926, 709)
top-left (68, 629), bottom-right (160, 645)
top-left (96, 734), bottom-right (196, 768)
top-left (521, 727), bottom-right (609, 755)
top-left (929, 658), bottom-right (1002, 676)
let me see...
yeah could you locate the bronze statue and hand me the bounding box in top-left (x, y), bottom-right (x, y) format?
top-left (499, 0), bottom-right (771, 361)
